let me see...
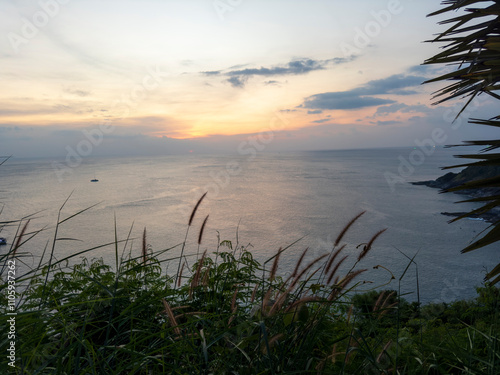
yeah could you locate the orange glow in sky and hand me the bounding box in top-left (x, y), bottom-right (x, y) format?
top-left (1, 0), bottom-right (468, 157)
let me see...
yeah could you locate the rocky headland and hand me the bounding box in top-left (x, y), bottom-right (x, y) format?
top-left (412, 165), bottom-right (500, 223)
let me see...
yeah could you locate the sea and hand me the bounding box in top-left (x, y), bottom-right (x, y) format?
top-left (0, 147), bottom-right (497, 304)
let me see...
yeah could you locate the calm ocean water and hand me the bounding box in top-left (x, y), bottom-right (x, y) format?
top-left (0, 148), bottom-right (497, 304)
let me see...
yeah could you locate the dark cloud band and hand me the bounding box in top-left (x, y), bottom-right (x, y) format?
top-left (202, 56), bottom-right (356, 88)
top-left (302, 73), bottom-right (425, 110)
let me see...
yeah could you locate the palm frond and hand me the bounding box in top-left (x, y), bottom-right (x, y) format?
top-left (425, 0), bottom-right (500, 284)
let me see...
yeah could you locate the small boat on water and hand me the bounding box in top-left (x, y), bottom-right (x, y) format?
top-left (91, 178), bottom-right (99, 182)
top-left (0, 237), bottom-right (6, 245)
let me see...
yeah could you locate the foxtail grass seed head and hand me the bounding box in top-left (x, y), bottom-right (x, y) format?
top-left (292, 247), bottom-right (308, 278)
top-left (230, 287), bottom-right (239, 312)
top-left (327, 255), bottom-right (349, 285)
top-left (262, 288), bottom-right (273, 315)
top-left (269, 290), bottom-right (289, 316)
top-left (330, 344), bottom-right (339, 365)
top-left (189, 192), bottom-right (207, 226)
top-left (142, 227), bottom-right (147, 264)
top-left (341, 269), bottom-right (367, 290)
top-left (284, 296), bottom-right (320, 313)
top-left (325, 244), bottom-right (346, 275)
top-left (334, 211), bottom-right (365, 247)
top-left (328, 269), bottom-right (366, 301)
top-left (268, 333), bottom-right (284, 349)
top-left (228, 311), bottom-right (237, 327)
top-left (357, 228), bottom-right (387, 262)
top-left (13, 219), bottom-right (30, 257)
top-left (374, 291), bottom-right (386, 313)
top-left (347, 304), bottom-right (353, 324)
top-left (190, 250), bottom-right (207, 294)
top-left (162, 299), bottom-right (181, 336)
top-left (269, 247), bottom-right (281, 281)
top-left (250, 283), bottom-right (259, 303)
top-left (376, 340), bottom-right (393, 364)
top-left (202, 265), bottom-right (210, 286)
top-left (198, 215), bottom-right (209, 244)
top-left (345, 337), bottom-right (359, 364)
top-left (291, 253), bottom-right (329, 289)
top-left (375, 291), bottom-right (397, 318)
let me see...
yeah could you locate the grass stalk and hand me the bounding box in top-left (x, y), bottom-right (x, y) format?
top-left (175, 192), bottom-right (207, 288)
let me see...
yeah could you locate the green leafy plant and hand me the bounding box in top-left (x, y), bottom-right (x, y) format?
top-left (1, 190), bottom-right (498, 374)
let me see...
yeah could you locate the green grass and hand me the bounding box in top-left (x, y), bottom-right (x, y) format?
top-left (0, 197), bottom-right (499, 374)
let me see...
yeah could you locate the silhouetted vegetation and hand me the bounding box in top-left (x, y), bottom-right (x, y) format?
top-left (0, 196), bottom-right (498, 374)
top-left (424, 0), bottom-right (500, 284)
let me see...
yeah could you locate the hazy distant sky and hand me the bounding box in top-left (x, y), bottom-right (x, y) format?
top-left (1, 0), bottom-right (498, 158)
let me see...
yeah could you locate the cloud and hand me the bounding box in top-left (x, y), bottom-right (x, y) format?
top-left (307, 110), bottom-right (323, 114)
top-left (359, 74), bottom-right (425, 96)
top-left (408, 64), bottom-right (440, 75)
top-left (226, 76), bottom-right (247, 88)
top-left (0, 120), bottom-right (204, 158)
top-left (0, 108), bottom-right (49, 116)
top-left (373, 103), bottom-right (431, 118)
top-left (264, 80), bottom-right (281, 86)
top-left (228, 63), bottom-right (249, 70)
top-left (63, 87), bottom-right (91, 97)
top-left (203, 56), bottom-right (355, 88)
top-left (201, 70), bottom-right (221, 76)
top-left (5, 98), bottom-right (500, 158)
top-left (374, 103), bottom-right (410, 114)
top-left (303, 92), bottom-right (395, 110)
top-left (227, 58), bottom-right (326, 77)
top-left (312, 119), bottom-right (331, 124)
top-left (301, 73), bottom-right (426, 111)
top-left (376, 120), bottom-right (399, 126)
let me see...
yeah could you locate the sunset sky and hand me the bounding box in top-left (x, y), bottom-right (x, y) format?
top-left (1, 0), bottom-right (498, 158)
